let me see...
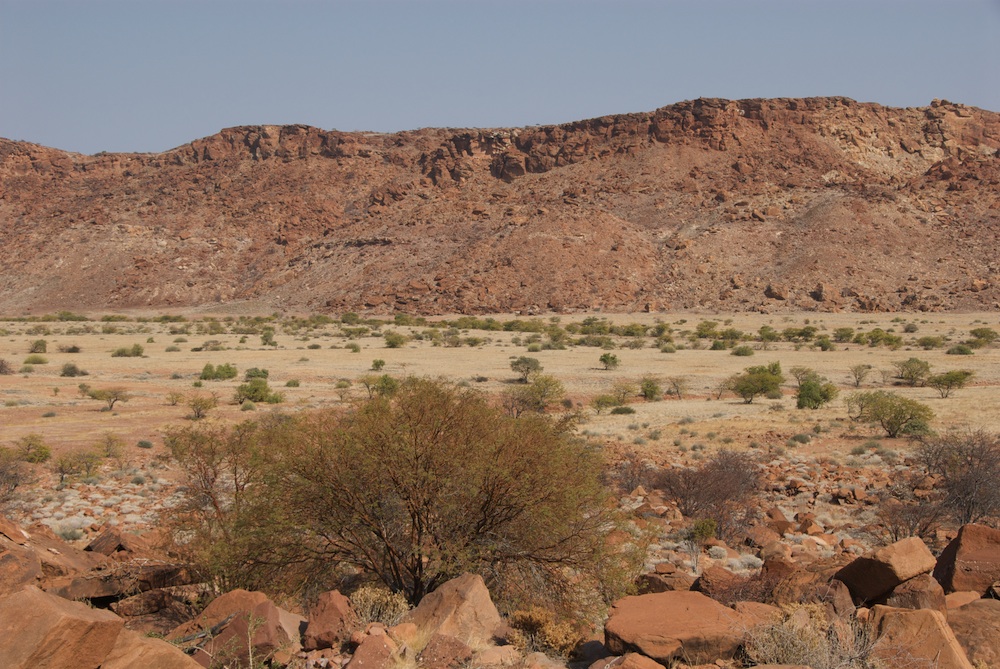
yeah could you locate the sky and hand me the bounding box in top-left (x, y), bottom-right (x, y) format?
top-left (1, 0), bottom-right (999, 155)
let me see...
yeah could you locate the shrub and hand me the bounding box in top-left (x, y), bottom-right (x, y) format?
top-left (946, 344), bottom-right (974, 355)
top-left (790, 433), bottom-right (811, 444)
top-left (500, 375), bottom-right (565, 417)
top-left (29, 339), bottom-right (47, 353)
top-left (346, 342), bottom-right (361, 353)
top-left (610, 406), bottom-right (636, 415)
top-left (796, 378), bottom-right (838, 409)
top-left (591, 395), bottom-right (620, 414)
top-left (371, 359), bottom-right (385, 371)
top-left (510, 356), bottom-right (542, 383)
top-left (285, 379), bottom-right (300, 387)
top-left (350, 585), bottom-right (410, 626)
top-left (744, 607), bottom-right (880, 669)
top-left (24, 355), bottom-right (48, 365)
top-left (731, 345), bottom-right (754, 356)
top-left (917, 428), bottom-right (1000, 525)
top-left (639, 376), bottom-right (662, 401)
top-left (846, 390), bottom-right (934, 438)
top-left (14, 434), bottom-right (51, 463)
top-left (166, 379), bottom-right (641, 610)
top-left (111, 344), bottom-right (145, 358)
top-left (892, 357), bottom-right (931, 386)
top-left (244, 367), bottom-right (269, 381)
top-left (186, 393), bottom-right (218, 420)
top-left (655, 450), bottom-right (761, 542)
top-left (383, 331), bottom-right (408, 348)
top-left (599, 352), bottom-right (620, 370)
top-left (200, 363), bottom-right (238, 381)
top-left (927, 370), bottom-right (974, 398)
top-left (87, 387), bottom-right (131, 410)
top-left (60, 363), bottom-right (88, 377)
top-left (165, 345), bottom-right (181, 352)
top-left (0, 359), bottom-right (13, 375)
top-left (234, 378), bottom-right (283, 404)
top-left (507, 607), bottom-right (584, 658)
top-left (240, 401), bottom-right (256, 412)
top-left (137, 440), bottom-right (154, 449)
top-left (727, 362), bottom-right (784, 404)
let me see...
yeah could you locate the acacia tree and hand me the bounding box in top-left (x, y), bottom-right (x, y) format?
top-left (927, 370), bottom-right (974, 398)
top-left (168, 378), bottom-right (639, 609)
top-left (729, 362), bottom-right (784, 404)
top-left (87, 387), bottom-right (130, 410)
top-left (846, 390), bottom-right (933, 438)
top-left (510, 356), bottom-right (542, 383)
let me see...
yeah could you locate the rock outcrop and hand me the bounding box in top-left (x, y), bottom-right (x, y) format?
top-left (1, 98), bottom-right (999, 315)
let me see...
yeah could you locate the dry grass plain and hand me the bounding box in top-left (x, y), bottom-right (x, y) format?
top-left (1, 311), bottom-right (999, 463)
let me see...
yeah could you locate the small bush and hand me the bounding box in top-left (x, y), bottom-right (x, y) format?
top-left (24, 354), bottom-right (48, 365)
top-left (346, 342), bottom-right (361, 353)
top-left (731, 345), bottom-right (754, 356)
top-left (111, 344), bottom-right (144, 358)
top-left (29, 339), bottom-right (48, 353)
top-left (507, 606), bottom-right (584, 658)
top-left (371, 359), bottom-right (386, 371)
top-left (0, 359), bottom-right (14, 375)
top-left (240, 401), bottom-right (256, 412)
top-left (200, 363), bottom-right (238, 381)
top-left (947, 344), bottom-right (974, 355)
top-left (349, 585), bottom-right (410, 626)
top-left (42, 411), bottom-right (56, 418)
top-left (60, 363), bottom-right (88, 377)
top-left (285, 379), bottom-right (300, 387)
top-left (137, 440), bottom-right (154, 449)
top-left (610, 406), bottom-right (636, 415)
top-left (791, 433), bottom-right (811, 444)
top-left (307, 343), bottom-right (322, 349)
top-left (58, 344), bottom-right (81, 353)
top-left (15, 434), bottom-right (51, 463)
top-left (165, 345), bottom-right (181, 352)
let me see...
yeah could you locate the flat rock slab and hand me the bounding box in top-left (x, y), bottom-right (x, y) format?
top-left (870, 605), bottom-right (974, 669)
top-left (947, 598), bottom-right (1000, 668)
top-left (0, 585), bottom-right (123, 669)
top-left (604, 590), bottom-right (747, 665)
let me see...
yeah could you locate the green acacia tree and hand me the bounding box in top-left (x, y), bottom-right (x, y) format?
top-left (166, 378), bottom-right (642, 611)
top-left (729, 362), bottom-right (784, 404)
top-left (510, 356), bottom-right (542, 383)
top-left (846, 390), bottom-right (933, 438)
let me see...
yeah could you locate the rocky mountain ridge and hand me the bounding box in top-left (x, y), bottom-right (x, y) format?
top-left (1, 97), bottom-right (998, 315)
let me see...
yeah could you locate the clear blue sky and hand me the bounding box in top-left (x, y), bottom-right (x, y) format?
top-left (2, 0), bottom-right (998, 155)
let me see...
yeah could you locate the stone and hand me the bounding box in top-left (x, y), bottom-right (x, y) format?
top-left (346, 631), bottom-right (399, 669)
top-left (191, 599), bottom-right (295, 669)
top-left (0, 585), bottom-right (123, 669)
top-left (881, 573), bottom-right (946, 615)
top-left (303, 589), bottom-right (355, 650)
top-left (101, 628), bottom-right (202, 669)
top-left (167, 588), bottom-right (271, 640)
top-left (604, 590), bottom-right (747, 665)
top-left (417, 632), bottom-right (473, 669)
top-left (947, 598), bottom-right (1000, 668)
top-left (835, 536), bottom-right (936, 603)
top-left (0, 543), bottom-right (42, 597)
top-left (945, 591), bottom-right (981, 610)
top-left (869, 605), bottom-right (974, 669)
top-left (933, 523), bottom-right (1000, 594)
top-left (404, 573), bottom-right (502, 646)
top-left (85, 527), bottom-right (150, 556)
top-left (473, 644), bottom-right (521, 666)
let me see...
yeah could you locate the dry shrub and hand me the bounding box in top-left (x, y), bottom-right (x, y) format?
top-left (507, 606), bottom-right (584, 658)
top-left (349, 585), bottom-right (410, 626)
top-left (707, 569), bottom-right (782, 607)
top-left (0, 358), bottom-right (13, 375)
top-left (743, 605), bottom-right (882, 669)
top-left (872, 473), bottom-right (942, 543)
top-left (655, 450), bottom-right (761, 542)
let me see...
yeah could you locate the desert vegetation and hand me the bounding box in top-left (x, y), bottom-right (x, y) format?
top-left (1, 309), bottom-right (999, 667)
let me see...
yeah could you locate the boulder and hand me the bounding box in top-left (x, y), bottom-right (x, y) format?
top-left (0, 585), bottom-right (123, 669)
top-left (101, 628), bottom-right (202, 669)
top-left (190, 599), bottom-right (296, 668)
top-left (404, 573), bottom-right (501, 646)
top-left (615, 653), bottom-right (667, 669)
top-left (835, 537), bottom-right (935, 603)
top-left (637, 570), bottom-right (695, 593)
top-left (869, 605), bottom-right (974, 669)
top-left (346, 629), bottom-right (399, 669)
top-left (303, 589), bottom-right (355, 650)
top-left (85, 527), bottom-right (151, 556)
top-left (167, 588), bottom-right (271, 640)
top-left (947, 599), bottom-right (1000, 668)
top-left (0, 542), bottom-right (42, 597)
top-left (933, 523), bottom-right (1000, 594)
top-left (44, 561), bottom-right (193, 602)
top-left (417, 632), bottom-right (474, 669)
top-left (945, 591), bottom-right (981, 610)
top-left (881, 573), bottom-right (946, 615)
top-left (604, 590), bottom-right (747, 665)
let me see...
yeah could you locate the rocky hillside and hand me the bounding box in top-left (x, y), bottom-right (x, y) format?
top-left (1, 97), bottom-right (998, 315)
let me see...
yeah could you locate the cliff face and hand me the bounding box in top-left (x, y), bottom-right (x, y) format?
top-left (1, 97), bottom-right (998, 315)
